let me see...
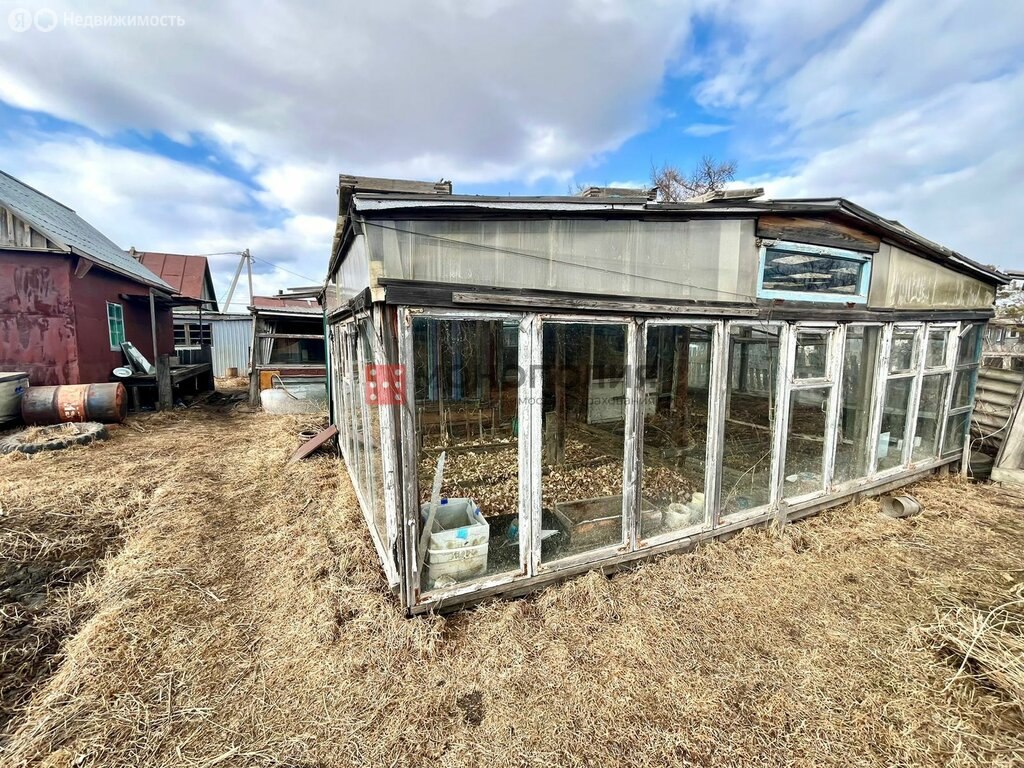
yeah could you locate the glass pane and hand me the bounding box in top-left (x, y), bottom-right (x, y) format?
top-left (268, 338), bottom-right (325, 364)
top-left (350, 333), bottom-right (371, 506)
top-left (951, 368), bottom-right (975, 409)
top-left (942, 412), bottom-right (968, 455)
top-left (541, 323), bottom-right (627, 563)
top-left (794, 330), bottom-right (830, 379)
top-left (913, 374), bottom-right (948, 461)
top-left (344, 331), bottom-right (359, 465)
top-left (413, 318), bottom-right (521, 593)
top-left (360, 322), bottom-right (386, 550)
top-left (889, 328), bottom-right (918, 373)
top-left (721, 325), bottom-right (781, 516)
top-left (761, 248), bottom-right (863, 295)
top-left (877, 378), bottom-right (913, 471)
top-left (957, 324), bottom-right (983, 366)
top-left (925, 328), bottom-right (949, 368)
top-left (835, 326), bottom-right (881, 484)
top-left (641, 325), bottom-right (712, 539)
top-left (783, 386), bottom-right (829, 498)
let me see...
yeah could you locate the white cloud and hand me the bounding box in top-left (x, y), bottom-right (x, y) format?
top-left (0, 0), bottom-right (696, 190)
top-left (693, 0), bottom-right (1024, 270)
top-left (0, 133), bottom-right (336, 302)
top-left (0, 0), bottom-right (705, 296)
top-left (683, 122), bottom-right (731, 137)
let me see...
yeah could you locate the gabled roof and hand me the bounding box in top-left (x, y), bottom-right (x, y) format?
top-left (137, 251), bottom-right (217, 309)
top-left (0, 170), bottom-right (172, 290)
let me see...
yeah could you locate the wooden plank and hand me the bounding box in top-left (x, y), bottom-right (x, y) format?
top-left (287, 424), bottom-right (339, 463)
top-left (73, 256), bottom-right (94, 279)
top-left (452, 292), bottom-right (759, 316)
top-left (156, 355), bottom-right (173, 410)
top-left (757, 214), bottom-right (881, 253)
top-left (338, 174), bottom-right (451, 195)
top-left (256, 333), bottom-right (325, 340)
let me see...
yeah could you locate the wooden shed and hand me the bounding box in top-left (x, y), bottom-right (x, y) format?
top-left (0, 170), bottom-right (179, 385)
top-left (322, 175), bottom-right (1006, 614)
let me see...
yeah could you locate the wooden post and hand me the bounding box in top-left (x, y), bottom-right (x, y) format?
top-left (200, 344), bottom-right (215, 391)
top-left (148, 288), bottom-right (159, 363)
top-left (553, 325), bottom-right (566, 464)
top-left (157, 354), bottom-right (173, 411)
top-left (672, 327), bottom-right (691, 444)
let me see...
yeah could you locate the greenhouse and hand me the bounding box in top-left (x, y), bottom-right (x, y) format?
top-left (322, 176), bottom-right (1004, 614)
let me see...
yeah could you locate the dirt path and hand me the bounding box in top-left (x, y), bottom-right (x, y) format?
top-left (2, 407), bottom-right (1023, 767)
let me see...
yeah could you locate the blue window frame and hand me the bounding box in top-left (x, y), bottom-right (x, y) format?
top-left (757, 240), bottom-right (871, 304)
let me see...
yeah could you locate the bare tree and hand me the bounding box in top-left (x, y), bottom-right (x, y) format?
top-left (650, 155), bottom-right (737, 202)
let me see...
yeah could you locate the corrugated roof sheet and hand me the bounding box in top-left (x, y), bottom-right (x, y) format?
top-left (252, 295), bottom-right (322, 314)
top-left (0, 170), bottom-right (172, 290)
top-left (137, 252), bottom-right (211, 301)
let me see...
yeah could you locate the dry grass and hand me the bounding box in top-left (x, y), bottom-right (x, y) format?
top-left (1, 406), bottom-right (1023, 767)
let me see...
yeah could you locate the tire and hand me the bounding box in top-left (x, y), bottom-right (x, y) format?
top-left (0, 422), bottom-right (109, 455)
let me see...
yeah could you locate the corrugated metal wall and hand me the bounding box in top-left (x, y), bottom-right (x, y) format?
top-left (972, 366), bottom-right (1024, 452)
top-left (210, 318), bottom-right (252, 377)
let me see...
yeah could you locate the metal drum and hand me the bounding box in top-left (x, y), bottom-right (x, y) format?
top-left (21, 383), bottom-right (127, 425)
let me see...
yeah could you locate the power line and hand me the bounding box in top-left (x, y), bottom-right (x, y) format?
top-left (360, 220), bottom-right (758, 305)
top-left (249, 254), bottom-right (322, 285)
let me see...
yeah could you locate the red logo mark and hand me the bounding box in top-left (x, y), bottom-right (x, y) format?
top-left (365, 364), bottom-right (404, 405)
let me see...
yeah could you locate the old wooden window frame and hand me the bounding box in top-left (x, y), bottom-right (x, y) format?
top-left (756, 240), bottom-right (871, 304)
top-left (399, 307), bottom-right (533, 607)
top-left (775, 322), bottom-right (844, 507)
top-left (831, 322), bottom-right (886, 493)
top-left (871, 323), bottom-right (924, 477)
top-left (716, 319), bottom-right (789, 527)
top-left (908, 322), bottom-right (958, 464)
top-left (106, 301), bottom-right (126, 351)
top-left (940, 321), bottom-right (983, 457)
top-left (530, 313), bottom-right (638, 576)
top-left (636, 318), bottom-right (724, 549)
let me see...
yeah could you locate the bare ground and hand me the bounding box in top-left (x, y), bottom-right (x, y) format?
top-left (1, 405), bottom-right (1023, 767)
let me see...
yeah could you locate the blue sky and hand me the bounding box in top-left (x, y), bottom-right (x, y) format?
top-left (0, 0), bottom-right (1022, 304)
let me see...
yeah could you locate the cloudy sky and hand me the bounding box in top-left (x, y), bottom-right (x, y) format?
top-left (0, 0), bottom-right (1021, 307)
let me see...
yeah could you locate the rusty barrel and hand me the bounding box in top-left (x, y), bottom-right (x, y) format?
top-left (21, 383), bottom-right (127, 425)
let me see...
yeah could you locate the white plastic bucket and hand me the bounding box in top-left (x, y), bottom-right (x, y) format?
top-left (421, 498), bottom-right (489, 550)
top-left (421, 498), bottom-right (489, 586)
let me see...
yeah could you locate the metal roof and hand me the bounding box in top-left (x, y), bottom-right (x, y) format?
top-left (137, 252), bottom-right (215, 305)
top-left (349, 192), bottom-right (1006, 285)
top-left (251, 294), bottom-right (322, 315)
top-left (0, 170), bottom-right (172, 290)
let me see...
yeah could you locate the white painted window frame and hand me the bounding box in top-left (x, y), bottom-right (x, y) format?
top-left (717, 320), bottom-right (789, 527)
top-left (636, 318), bottom-right (724, 549)
top-left (530, 313), bottom-right (636, 575)
top-left (776, 322), bottom-right (844, 508)
top-left (941, 322), bottom-right (983, 458)
top-left (390, 308), bottom-right (976, 611)
top-left (830, 322), bottom-right (886, 494)
top-left (398, 307), bottom-right (532, 607)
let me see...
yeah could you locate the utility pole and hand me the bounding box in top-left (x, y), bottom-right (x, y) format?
top-left (244, 248), bottom-right (254, 309)
top-left (223, 249), bottom-right (254, 312)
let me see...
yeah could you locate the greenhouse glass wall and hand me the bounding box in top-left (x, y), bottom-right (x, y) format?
top-left (322, 178), bottom-right (1004, 614)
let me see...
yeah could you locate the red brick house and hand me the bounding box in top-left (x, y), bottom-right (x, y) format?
top-left (0, 170), bottom-right (179, 385)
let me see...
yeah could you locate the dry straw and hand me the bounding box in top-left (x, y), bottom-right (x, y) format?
top-left (1, 403), bottom-right (1023, 767)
